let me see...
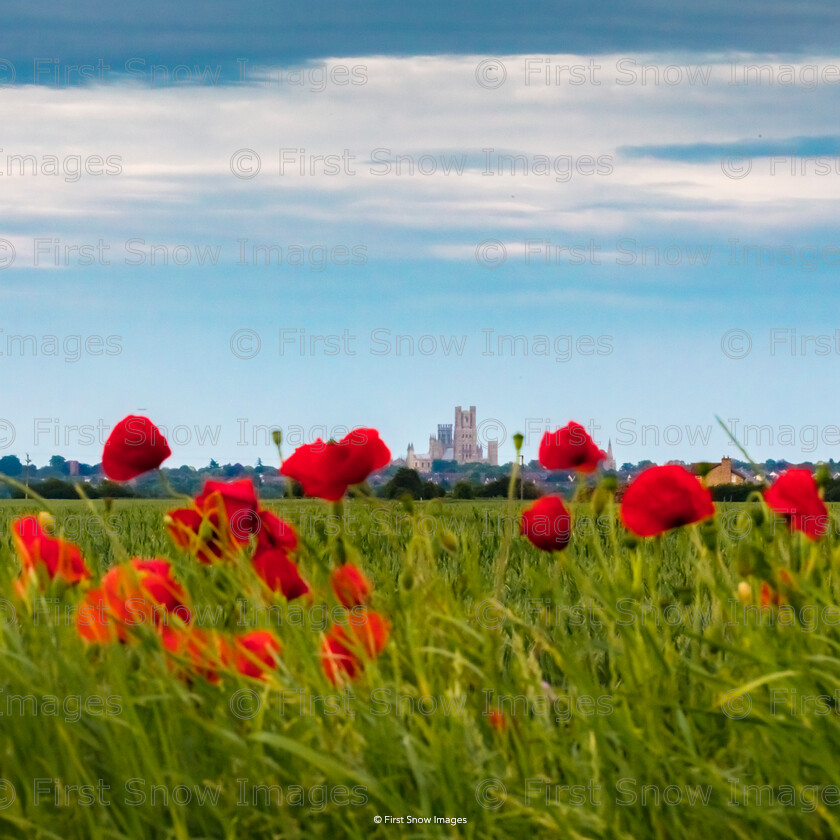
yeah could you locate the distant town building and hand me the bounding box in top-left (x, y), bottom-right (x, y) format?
top-left (405, 406), bottom-right (499, 474)
top-left (68, 460), bottom-right (80, 476)
top-left (700, 457), bottom-right (750, 487)
top-left (602, 440), bottom-right (616, 471)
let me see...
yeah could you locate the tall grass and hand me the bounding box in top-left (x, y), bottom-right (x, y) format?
top-left (0, 497), bottom-right (837, 838)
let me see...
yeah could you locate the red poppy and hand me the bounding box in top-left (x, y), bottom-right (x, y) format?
top-left (162, 626), bottom-right (227, 684)
top-left (321, 610), bottom-right (390, 684)
top-left (229, 630), bottom-right (281, 679)
top-left (103, 558), bottom-right (191, 627)
top-left (77, 588), bottom-right (119, 643)
top-left (255, 510), bottom-right (298, 553)
top-left (12, 515), bottom-right (89, 585)
top-left (78, 558), bottom-right (191, 643)
top-left (538, 421), bottom-right (605, 473)
top-left (165, 507), bottom-right (223, 564)
top-left (620, 465), bottom-right (714, 536)
top-left (102, 415), bottom-right (171, 481)
top-left (520, 496), bottom-right (572, 552)
top-left (195, 479), bottom-right (260, 544)
top-left (764, 469), bottom-right (829, 539)
top-left (335, 610), bottom-right (390, 659)
top-left (331, 564), bottom-right (372, 608)
top-left (165, 479), bottom-right (261, 562)
top-left (321, 636), bottom-right (359, 684)
top-left (280, 428), bottom-right (391, 501)
top-left (252, 549), bottom-right (310, 600)
top-left (760, 570), bottom-right (794, 609)
top-left (488, 710), bottom-right (507, 732)
top-left (760, 581), bottom-right (782, 609)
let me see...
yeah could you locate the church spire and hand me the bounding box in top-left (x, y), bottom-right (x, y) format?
top-left (603, 439), bottom-right (616, 471)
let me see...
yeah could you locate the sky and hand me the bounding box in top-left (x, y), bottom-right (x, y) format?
top-left (1, 3), bottom-right (839, 467)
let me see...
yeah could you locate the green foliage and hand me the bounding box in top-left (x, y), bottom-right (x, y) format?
top-left (452, 480), bottom-right (473, 499)
top-left (10, 478), bottom-right (137, 500)
top-left (821, 478), bottom-right (840, 502)
top-left (421, 481), bottom-right (446, 500)
top-left (0, 455), bottom-right (23, 477)
top-left (48, 455), bottom-right (69, 475)
top-left (710, 482), bottom-right (764, 502)
top-left (474, 475), bottom-right (541, 499)
top-left (382, 467), bottom-right (423, 499)
top-left (0, 498), bottom-right (837, 837)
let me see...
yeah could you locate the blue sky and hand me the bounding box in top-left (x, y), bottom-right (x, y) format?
top-left (1, 5), bottom-right (839, 466)
top-left (2, 1), bottom-right (839, 68)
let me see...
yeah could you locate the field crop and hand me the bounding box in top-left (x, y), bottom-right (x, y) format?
top-left (0, 493), bottom-right (838, 839)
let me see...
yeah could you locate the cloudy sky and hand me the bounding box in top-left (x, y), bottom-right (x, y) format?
top-left (1, 2), bottom-right (839, 466)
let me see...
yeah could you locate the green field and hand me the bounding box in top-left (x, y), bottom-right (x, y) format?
top-left (0, 497), bottom-right (839, 838)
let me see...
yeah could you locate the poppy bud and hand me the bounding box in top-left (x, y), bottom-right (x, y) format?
top-left (439, 530), bottom-right (458, 553)
top-left (815, 463), bottom-right (830, 489)
top-left (700, 521), bottom-right (717, 551)
top-left (37, 512), bottom-right (56, 534)
top-left (399, 494), bottom-right (414, 515)
top-left (198, 517), bottom-right (216, 543)
top-left (591, 486), bottom-right (610, 518)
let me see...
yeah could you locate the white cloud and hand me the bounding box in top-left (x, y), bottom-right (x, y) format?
top-left (0, 53), bottom-right (839, 262)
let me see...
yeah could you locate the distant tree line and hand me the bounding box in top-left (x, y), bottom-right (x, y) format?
top-left (1, 453), bottom-right (839, 501)
top-left (380, 468), bottom-right (541, 501)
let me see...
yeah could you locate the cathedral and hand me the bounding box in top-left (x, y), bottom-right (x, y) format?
top-left (405, 406), bottom-right (499, 474)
